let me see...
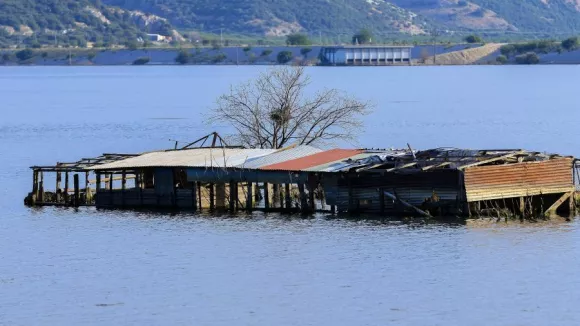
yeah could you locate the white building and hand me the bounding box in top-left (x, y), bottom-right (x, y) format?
top-left (321, 46), bottom-right (413, 65)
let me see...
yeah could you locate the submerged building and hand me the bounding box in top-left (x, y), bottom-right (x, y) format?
top-left (320, 46), bottom-right (413, 65)
top-left (25, 135), bottom-right (578, 218)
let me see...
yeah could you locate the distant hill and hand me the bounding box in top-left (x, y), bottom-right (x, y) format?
top-left (104, 0), bottom-right (580, 36)
top-left (0, 0), bottom-right (175, 47)
top-left (3, 0), bottom-right (580, 48)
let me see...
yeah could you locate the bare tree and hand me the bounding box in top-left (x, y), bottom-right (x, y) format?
top-left (209, 66), bottom-right (372, 149)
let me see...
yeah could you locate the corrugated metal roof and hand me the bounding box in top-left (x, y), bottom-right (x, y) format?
top-left (237, 145), bottom-right (323, 169)
top-left (304, 153), bottom-right (377, 172)
top-left (92, 148), bottom-right (275, 170)
top-left (260, 149), bottom-right (364, 171)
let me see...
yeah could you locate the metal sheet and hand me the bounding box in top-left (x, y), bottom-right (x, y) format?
top-left (260, 149), bottom-right (363, 171)
top-left (464, 158), bottom-right (574, 202)
top-left (239, 145), bottom-right (323, 169)
top-left (93, 148), bottom-right (275, 170)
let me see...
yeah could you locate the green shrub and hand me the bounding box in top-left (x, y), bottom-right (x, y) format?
top-left (175, 50), bottom-right (190, 64)
top-left (277, 51), bottom-right (293, 64)
top-left (261, 49), bottom-right (273, 57)
top-left (465, 35), bottom-right (483, 43)
top-left (496, 55), bottom-right (508, 64)
top-left (15, 49), bottom-right (34, 61)
top-left (515, 52), bottom-right (540, 64)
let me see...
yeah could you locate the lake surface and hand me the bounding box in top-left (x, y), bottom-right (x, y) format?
top-left (2, 66), bottom-right (580, 325)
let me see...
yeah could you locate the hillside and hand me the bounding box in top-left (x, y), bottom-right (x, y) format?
top-left (103, 0), bottom-right (430, 36)
top-left (0, 0), bottom-right (175, 47)
top-left (105, 0), bottom-right (580, 36)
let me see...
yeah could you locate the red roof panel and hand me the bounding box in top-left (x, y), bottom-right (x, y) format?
top-left (260, 149), bottom-right (363, 171)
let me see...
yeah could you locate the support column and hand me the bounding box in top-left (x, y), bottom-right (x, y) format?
top-left (197, 182), bottom-right (202, 210)
top-left (84, 171), bottom-right (91, 204)
top-left (209, 183), bottom-right (215, 210)
top-left (64, 172), bottom-right (69, 204)
top-left (96, 173), bottom-right (101, 191)
top-left (109, 173), bottom-right (113, 206)
top-left (73, 174), bottom-right (80, 207)
top-left (298, 183), bottom-right (307, 213)
top-left (55, 172), bottom-right (62, 203)
top-left (308, 185), bottom-right (315, 212)
top-left (264, 183), bottom-right (270, 211)
top-left (285, 183), bottom-right (291, 211)
top-left (32, 170), bottom-right (39, 200)
top-left (229, 182), bottom-right (236, 212)
top-left (121, 170), bottom-right (127, 207)
top-left (38, 171), bottom-right (44, 203)
top-left (519, 196), bottom-right (525, 217)
top-left (246, 182), bottom-right (253, 211)
top-left (192, 181), bottom-right (197, 211)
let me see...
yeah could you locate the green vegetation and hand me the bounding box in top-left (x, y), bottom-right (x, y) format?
top-left (496, 54), bottom-right (507, 64)
top-left (464, 35), bottom-right (482, 43)
top-left (352, 29), bottom-right (372, 44)
top-left (212, 53), bottom-right (226, 63)
top-left (515, 52), bottom-right (540, 64)
top-left (0, 0), bottom-right (164, 48)
top-left (15, 48), bottom-right (34, 61)
top-left (175, 50), bottom-right (190, 64)
top-left (133, 57), bottom-right (150, 65)
top-left (561, 37), bottom-right (579, 51)
top-left (286, 34), bottom-right (310, 46)
top-left (261, 49), bottom-right (273, 56)
top-left (103, 0), bottom-right (429, 36)
top-left (276, 51), bottom-right (293, 64)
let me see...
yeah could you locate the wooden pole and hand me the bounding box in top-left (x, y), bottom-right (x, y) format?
top-left (64, 172), bottom-right (69, 204)
top-left (264, 183), bottom-right (270, 211)
top-left (229, 182), bottom-right (236, 212)
top-left (84, 171), bottom-right (91, 204)
top-left (285, 183), bottom-right (291, 211)
top-left (39, 171), bottom-right (44, 203)
top-left (197, 182), bottom-right (202, 210)
top-left (73, 174), bottom-right (80, 207)
top-left (55, 172), bottom-right (62, 203)
top-left (246, 182), bottom-right (253, 211)
top-left (298, 183), bottom-right (307, 213)
top-left (109, 173), bottom-right (113, 206)
top-left (272, 184), bottom-right (279, 208)
top-left (209, 183), bottom-right (215, 210)
top-left (121, 170), bottom-right (127, 207)
top-left (192, 181), bottom-right (197, 211)
top-left (96, 173), bottom-right (101, 191)
top-left (308, 184), bottom-right (315, 212)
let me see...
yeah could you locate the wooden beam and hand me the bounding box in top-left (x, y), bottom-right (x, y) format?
top-left (386, 162), bottom-right (418, 172)
top-left (458, 151), bottom-right (525, 170)
top-left (383, 191), bottom-right (431, 217)
top-left (545, 192), bottom-right (573, 216)
top-left (422, 162), bottom-right (451, 171)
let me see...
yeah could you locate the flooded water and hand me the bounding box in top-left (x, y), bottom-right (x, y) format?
top-left (2, 66), bottom-right (580, 325)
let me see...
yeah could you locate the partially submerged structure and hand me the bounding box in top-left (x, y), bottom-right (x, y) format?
top-left (25, 134), bottom-right (578, 218)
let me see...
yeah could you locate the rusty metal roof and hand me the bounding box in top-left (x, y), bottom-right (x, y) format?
top-left (260, 149), bottom-right (364, 171)
top-left (237, 145), bottom-right (323, 169)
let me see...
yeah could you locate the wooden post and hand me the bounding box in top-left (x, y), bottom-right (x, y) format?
top-left (192, 181), bottom-right (197, 211)
top-left (96, 173), bottom-right (101, 191)
top-left (279, 184), bottom-right (284, 209)
top-left (308, 185), bottom-right (315, 212)
top-left (109, 173), bottom-right (113, 206)
top-left (298, 183), bottom-right (307, 213)
top-left (209, 183), bottom-right (215, 210)
top-left (216, 183), bottom-right (226, 209)
top-left (73, 174), bottom-right (80, 207)
top-left (264, 183), bottom-right (270, 211)
top-left (84, 171), bottom-right (91, 204)
top-left (55, 172), bottom-right (62, 203)
top-left (519, 196), bottom-right (525, 217)
top-left (38, 171), bottom-right (44, 203)
top-left (32, 170), bottom-right (38, 195)
top-left (245, 182), bottom-right (253, 211)
top-left (137, 172), bottom-right (143, 206)
top-left (229, 182), bottom-right (236, 212)
top-left (272, 184), bottom-right (279, 208)
top-left (121, 170), bottom-right (127, 207)
top-left (285, 183), bottom-right (291, 211)
top-left (331, 205), bottom-right (336, 214)
top-left (64, 172), bottom-right (69, 204)
top-left (197, 182), bottom-right (202, 210)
